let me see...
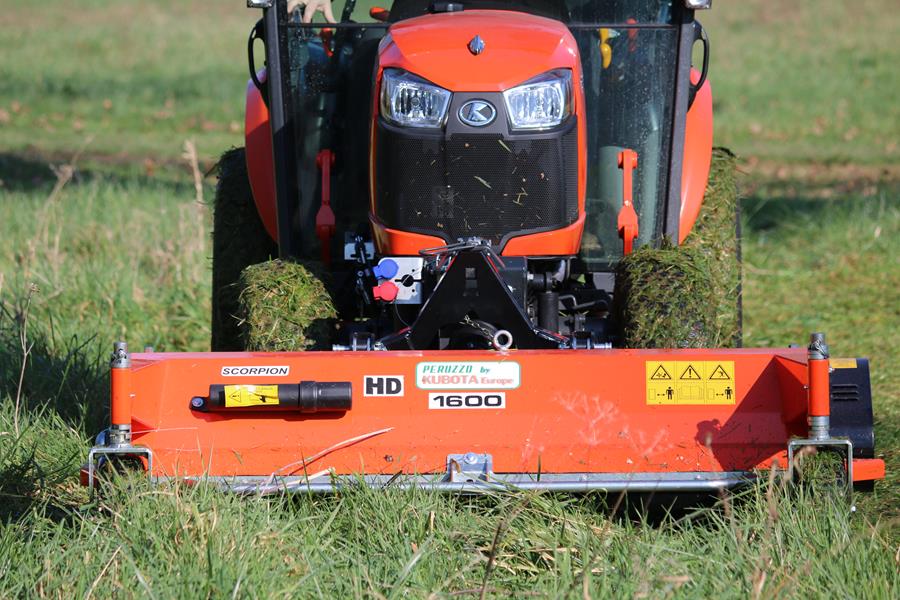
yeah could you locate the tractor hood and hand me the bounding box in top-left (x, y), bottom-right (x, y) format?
top-left (380, 10), bottom-right (580, 92)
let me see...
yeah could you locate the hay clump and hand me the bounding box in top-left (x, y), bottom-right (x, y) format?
top-left (682, 147), bottom-right (742, 346)
top-left (614, 241), bottom-right (717, 348)
top-left (237, 259), bottom-right (337, 351)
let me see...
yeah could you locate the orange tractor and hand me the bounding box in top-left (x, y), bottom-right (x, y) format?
top-left (83, 0), bottom-right (884, 493)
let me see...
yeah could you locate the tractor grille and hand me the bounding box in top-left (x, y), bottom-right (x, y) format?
top-left (375, 121), bottom-right (579, 247)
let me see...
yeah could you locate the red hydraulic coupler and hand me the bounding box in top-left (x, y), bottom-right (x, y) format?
top-left (807, 332), bottom-right (831, 440)
top-left (617, 149), bottom-right (639, 255)
top-left (316, 149), bottom-right (336, 266)
top-left (372, 281), bottom-right (399, 303)
top-left (109, 341), bottom-right (133, 447)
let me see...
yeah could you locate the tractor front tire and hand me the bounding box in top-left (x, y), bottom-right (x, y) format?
top-left (210, 148), bottom-right (277, 351)
top-left (614, 148), bottom-right (742, 349)
top-left (683, 147), bottom-right (743, 347)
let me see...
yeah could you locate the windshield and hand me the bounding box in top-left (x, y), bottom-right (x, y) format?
top-left (299, 1), bottom-right (675, 25)
top-left (284, 1), bottom-right (680, 266)
top-left (575, 23), bottom-right (678, 269)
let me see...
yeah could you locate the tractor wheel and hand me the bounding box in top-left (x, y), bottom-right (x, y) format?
top-left (210, 147), bottom-right (277, 351)
top-left (683, 147), bottom-right (743, 347)
top-left (614, 148), bottom-right (742, 349)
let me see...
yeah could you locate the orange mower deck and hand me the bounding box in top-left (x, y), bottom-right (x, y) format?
top-left (83, 346), bottom-right (885, 493)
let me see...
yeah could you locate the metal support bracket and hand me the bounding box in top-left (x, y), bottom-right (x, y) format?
top-left (787, 437), bottom-right (853, 500)
top-left (86, 430), bottom-right (154, 490)
top-left (446, 453), bottom-right (494, 484)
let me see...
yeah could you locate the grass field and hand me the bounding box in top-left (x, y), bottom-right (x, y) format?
top-left (1, 0), bottom-right (898, 597)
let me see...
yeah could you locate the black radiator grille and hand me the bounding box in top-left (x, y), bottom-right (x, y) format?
top-left (375, 121), bottom-right (579, 247)
top-left (831, 383), bottom-right (859, 402)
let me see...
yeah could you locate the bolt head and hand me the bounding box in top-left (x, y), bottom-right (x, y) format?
top-left (468, 35), bottom-right (485, 56)
top-left (464, 452), bottom-right (479, 465)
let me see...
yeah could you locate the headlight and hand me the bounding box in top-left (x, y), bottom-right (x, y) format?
top-left (380, 69), bottom-right (452, 128)
top-left (503, 69), bottom-right (573, 130)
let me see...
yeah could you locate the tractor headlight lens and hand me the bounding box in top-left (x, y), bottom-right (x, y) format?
top-left (503, 69), bottom-right (573, 130)
top-left (380, 69), bottom-right (452, 128)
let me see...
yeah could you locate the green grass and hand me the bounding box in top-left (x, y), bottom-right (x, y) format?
top-left (700, 0), bottom-right (900, 165)
top-left (1, 0), bottom-right (898, 597)
top-left (741, 184), bottom-right (900, 519)
top-left (0, 464), bottom-right (896, 598)
top-left (742, 187), bottom-right (900, 517)
top-left (1, 0), bottom-right (897, 167)
top-left (0, 164), bottom-right (211, 351)
top-left (0, 156), bottom-right (896, 599)
top-left (0, 0), bottom-right (250, 164)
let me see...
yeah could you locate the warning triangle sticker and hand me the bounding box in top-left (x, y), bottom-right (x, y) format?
top-left (680, 365), bottom-right (702, 380)
top-left (650, 365), bottom-right (672, 380)
top-left (709, 365), bottom-right (731, 380)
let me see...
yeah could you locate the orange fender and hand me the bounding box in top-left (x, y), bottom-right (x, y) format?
top-left (679, 69), bottom-right (714, 243)
top-left (244, 71), bottom-right (279, 242)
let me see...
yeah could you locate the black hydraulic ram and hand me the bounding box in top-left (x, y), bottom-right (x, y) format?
top-left (190, 382), bottom-right (352, 413)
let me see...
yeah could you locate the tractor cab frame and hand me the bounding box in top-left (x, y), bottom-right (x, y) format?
top-left (246, 0), bottom-right (713, 270)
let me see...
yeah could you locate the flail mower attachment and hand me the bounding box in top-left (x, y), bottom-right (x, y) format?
top-left (82, 334), bottom-right (884, 495)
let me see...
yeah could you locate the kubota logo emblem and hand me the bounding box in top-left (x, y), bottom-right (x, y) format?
top-left (459, 100), bottom-right (496, 127)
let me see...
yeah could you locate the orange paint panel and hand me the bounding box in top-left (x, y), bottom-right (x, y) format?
top-left (501, 217), bottom-right (585, 256)
top-left (370, 217), bottom-right (447, 255)
top-left (110, 368), bottom-right (132, 426)
top-left (852, 458), bottom-right (885, 482)
top-left (773, 355), bottom-right (809, 435)
top-left (123, 348), bottom-right (814, 480)
top-left (244, 73), bottom-right (278, 242)
top-left (384, 11), bottom-right (582, 92)
top-left (808, 358), bottom-right (830, 417)
top-left (679, 69), bottom-right (713, 243)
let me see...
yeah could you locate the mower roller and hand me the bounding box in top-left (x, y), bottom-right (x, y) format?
top-left (83, 0), bottom-right (884, 494)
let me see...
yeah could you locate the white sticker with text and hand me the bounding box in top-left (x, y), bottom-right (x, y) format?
top-left (221, 366), bottom-right (290, 377)
top-left (428, 393), bottom-right (506, 409)
top-left (416, 362), bottom-right (520, 390)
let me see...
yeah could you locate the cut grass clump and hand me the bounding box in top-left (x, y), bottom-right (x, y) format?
top-left (683, 147), bottom-right (742, 347)
top-left (614, 241), bottom-right (717, 348)
top-left (237, 259), bottom-right (337, 351)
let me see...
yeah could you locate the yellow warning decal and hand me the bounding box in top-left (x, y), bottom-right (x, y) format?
top-left (830, 358), bottom-right (857, 370)
top-left (224, 384), bottom-right (279, 408)
top-left (646, 361), bottom-right (736, 405)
